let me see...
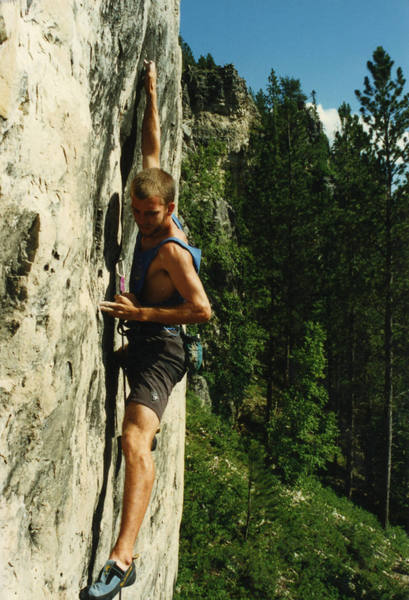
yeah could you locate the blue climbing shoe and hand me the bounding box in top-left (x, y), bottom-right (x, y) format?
top-left (87, 560), bottom-right (136, 599)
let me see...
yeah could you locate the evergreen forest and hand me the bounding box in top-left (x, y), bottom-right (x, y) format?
top-left (176, 42), bottom-right (409, 599)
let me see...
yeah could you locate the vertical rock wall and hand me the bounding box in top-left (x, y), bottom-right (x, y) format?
top-left (0, 1), bottom-right (184, 598)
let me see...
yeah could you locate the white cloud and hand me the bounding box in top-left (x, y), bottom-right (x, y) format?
top-left (314, 104), bottom-right (341, 143)
top-left (308, 104), bottom-right (408, 157)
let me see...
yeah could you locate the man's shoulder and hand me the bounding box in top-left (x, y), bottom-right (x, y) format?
top-left (157, 239), bottom-right (193, 269)
top-left (158, 238), bottom-right (189, 257)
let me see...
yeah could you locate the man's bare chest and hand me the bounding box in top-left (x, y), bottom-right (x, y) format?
top-left (141, 252), bottom-right (176, 304)
top-left (138, 227), bottom-right (188, 303)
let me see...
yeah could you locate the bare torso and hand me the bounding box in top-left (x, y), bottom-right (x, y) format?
top-left (139, 220), bottom-right (190, 306)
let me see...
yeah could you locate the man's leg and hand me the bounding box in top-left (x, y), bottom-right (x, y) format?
top-left (110, 402), bottom-right (160, 570)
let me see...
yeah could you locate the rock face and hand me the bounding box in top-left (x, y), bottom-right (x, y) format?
top-left (0, 1), bottom-right (183, 598)
top-left (181, 59), bottom-right (257, 255)
top-left (181, 62), bottom-right (257, 238)
top-left (182, 62), bottom-right (257, 154)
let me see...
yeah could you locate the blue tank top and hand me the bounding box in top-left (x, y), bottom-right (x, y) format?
top-left (129, 214), bottom-right (201, 307)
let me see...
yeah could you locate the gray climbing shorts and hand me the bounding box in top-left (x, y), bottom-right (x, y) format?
top-left (121, 326), bottom-right (186, 422)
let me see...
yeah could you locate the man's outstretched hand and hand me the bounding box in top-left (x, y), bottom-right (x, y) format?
top-left (144, 59), bottom-right (157, 95)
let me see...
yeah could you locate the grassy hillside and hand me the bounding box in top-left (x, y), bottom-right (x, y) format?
top-left (174, 391), bottom-right (409, 600)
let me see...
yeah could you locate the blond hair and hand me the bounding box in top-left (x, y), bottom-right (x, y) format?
top-left (130, 168), bottom-right (175, 206)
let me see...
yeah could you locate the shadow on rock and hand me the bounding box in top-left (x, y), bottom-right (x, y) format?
top-left (86, 193), bottom-right (123, 585)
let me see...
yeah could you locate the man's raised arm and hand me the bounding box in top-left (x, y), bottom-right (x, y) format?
top-left (142, 60), bottom-right (160, 169)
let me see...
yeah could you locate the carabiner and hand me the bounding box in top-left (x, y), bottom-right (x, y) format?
top-left (116, 259), bottom-right (126, 294)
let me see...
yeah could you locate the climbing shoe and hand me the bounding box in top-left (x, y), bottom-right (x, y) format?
top-left (87, 560), bottom-right (136, 599)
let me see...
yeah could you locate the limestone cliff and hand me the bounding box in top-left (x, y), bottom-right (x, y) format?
top-left (181, 61), bottom-right (257, 236)
top-left (182, 61), bottom-right (257, 154)
top-left (0, 1), bottom-right (183, 598)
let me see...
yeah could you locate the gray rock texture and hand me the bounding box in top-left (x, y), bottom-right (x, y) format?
top-left (182, 62), bottom-right (257, 239)
top-left (0, 1), bottom-right (184, 598)
top-left (182, 63), bottom-right (258, 154)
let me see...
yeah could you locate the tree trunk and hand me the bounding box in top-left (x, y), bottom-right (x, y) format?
top-left (285, 115), bottom-right (294, 387)
top-left (346, 308), bottom-right (355, 499)
top-left (383, 177), bottom-right (393, 528)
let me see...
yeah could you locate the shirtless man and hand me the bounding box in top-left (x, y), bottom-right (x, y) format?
top-left (88, 61), bottom-right (211, 599)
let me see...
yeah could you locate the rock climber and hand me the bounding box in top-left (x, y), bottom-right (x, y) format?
top-left (88, 60), bottom-right (211, 599)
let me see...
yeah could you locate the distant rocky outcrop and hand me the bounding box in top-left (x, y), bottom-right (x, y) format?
top-left (182, 61), bottom-right (258, 154)
top-left (181, 61), bottom-right (257, 237)
top-left (181, 59), bottom-right (258, 256)
top-left (0, 1), bottom-right (184, 599)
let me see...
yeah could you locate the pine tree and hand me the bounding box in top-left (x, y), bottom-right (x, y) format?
top-left (328, 103), bottom-right (381, 500)
top-left (267, 322), bottom-right (338, 482)
top-left (239, 72), bottom-right (330, 421)
top-left (355, 46), bottom-right (409, 527)
top-left (179, 36), bottom-right (196, 69)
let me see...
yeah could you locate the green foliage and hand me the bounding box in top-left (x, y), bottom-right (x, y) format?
top-left (355, 46), bottom-right (409, 183)
top-left (326, 98), bottom-right (385, 505)
top-left (180, 46), bottom-right (409, 530)
top-left (180, 141), bottom-right (260, 419)
top-left (197, 53), bottom-right (217, 70)
top-left (179, 36), bottom-right (196, 69)
top-left (267, 322), bottom-right (339, 482)
top-left (175, 393), bottom-right (409, 600)
top-left (180, 140), bottom-right (226, 247)
top-left (236, 71), bottom-right (331, 401)
top-left (353, 46), bottom-right (409, 526)
top-left (175, 392), bottom-right (264, 599)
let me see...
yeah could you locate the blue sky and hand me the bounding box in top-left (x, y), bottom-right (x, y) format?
top-left (180, 0), bottom-right (409, 138)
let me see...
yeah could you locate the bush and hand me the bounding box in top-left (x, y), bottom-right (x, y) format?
top-left (268, 322), bottom-right (339, 482)
top-left (175, 392), bottom-right (409, 599)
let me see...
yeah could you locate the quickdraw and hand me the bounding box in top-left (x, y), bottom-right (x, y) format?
top-left (116, 258), bottom-right (126, 295)
top-left (116, 259), bottom-right (127, 407)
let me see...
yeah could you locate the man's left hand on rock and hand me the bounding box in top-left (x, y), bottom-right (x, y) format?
top-left (100, 294), bottom-right (140, 320)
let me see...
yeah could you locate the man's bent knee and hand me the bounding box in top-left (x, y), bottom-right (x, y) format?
top-left (121, 403), bottom-right (159, 461)
top-left (121, 429), bottom-right (151, 461)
